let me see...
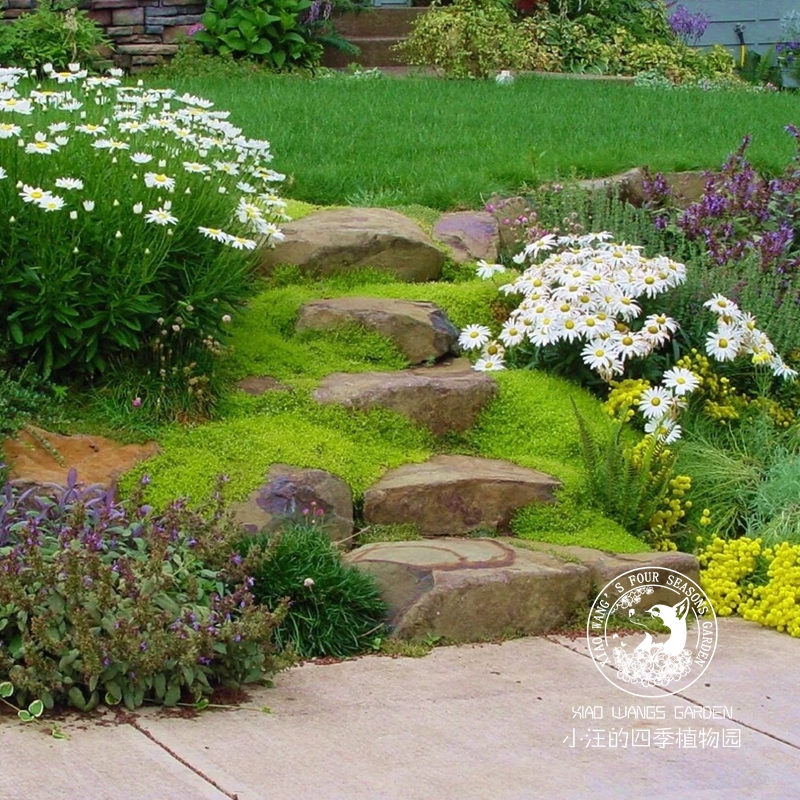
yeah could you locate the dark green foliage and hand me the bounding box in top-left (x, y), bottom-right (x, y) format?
top-left (573, 402), bottom-right (675, 542)
top-left (195, 0), bottom-right (322, 68)
top-left (242, 524), bottom-right (388, 658)
top-left (0, 1), bottom-right (108, 71)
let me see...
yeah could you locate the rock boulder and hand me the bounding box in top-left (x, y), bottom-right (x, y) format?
top-left (432, 211), bottom-right (499, 264)
top-left (295, 297), bottom-right (459, 365)
top-left (258, 208), bottom-right (445, 282)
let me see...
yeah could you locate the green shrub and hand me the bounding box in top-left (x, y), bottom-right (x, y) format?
top-left (0, 476), bottom-right (286, 712)
top-left (0, 2), bottom-right (109, 72)
top-left (195, 0), bottom-right (322, 69)
top-left (241, 524), bottom-right (388, 657)
top-left (396, 0), bottom-right (535, 78)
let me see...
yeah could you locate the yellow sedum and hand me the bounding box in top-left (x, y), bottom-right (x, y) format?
top-left (699, 536), bottom-right (800, 636)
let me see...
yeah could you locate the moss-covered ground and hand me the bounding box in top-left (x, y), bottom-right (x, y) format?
top-left (119, 216), bottom-right (648, 554)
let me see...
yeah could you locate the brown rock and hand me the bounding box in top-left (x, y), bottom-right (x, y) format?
top-left (295, 297), bottom-right (459, 365)
top-left (235, 375), bottom-right (290, 395)
top-left (3, 427), bottom-right (159, 489)
top-left (363, 455), bottom-right (560, 536)
top-left (432, 211), bottom-right (500, 264)
top-left (566, 168), bottom-right (708, 209)
top-left (312, 358), bottom-right (497, 436)
top-left (347, 538), bottom-right (591, 641)
top-left (506, 540), bottom-right (699, 608)
top-left (258, 208), bottom-right (444, 282)
top-left (229, 464), bottom-right (354, 547)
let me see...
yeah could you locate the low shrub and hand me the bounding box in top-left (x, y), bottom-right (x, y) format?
top-left (395, 0), bottom-right (536, 78)
top-left (0, 2), bottom-right (108, 72)
top-left (0, 474), bottom-right (286, 711)
top-left (194, 0), bottom-right (323, 68)
top-left (241, 523), bottom-right (387, 657)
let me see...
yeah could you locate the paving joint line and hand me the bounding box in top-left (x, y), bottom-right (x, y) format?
top-left (547, 636), bottom-right (800, 752)
top-left (121, 713), bottom-right (241, 799)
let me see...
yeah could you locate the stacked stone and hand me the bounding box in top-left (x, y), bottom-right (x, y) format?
top-left (1, 0), bottom-right (206, 70)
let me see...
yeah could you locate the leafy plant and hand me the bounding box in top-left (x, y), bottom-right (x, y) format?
top-left (396, 0), bottom-right (536, 78)
top-left (573, 404), bottom-right (685, 545)
top-left (195, 0), bottom-right (323, 68)
top-left (0, 474), bottom-right (287, 711)
top-left (0, 1), bottom-right (109, 71)
top-left (241, 523), bottom-right (388, 658)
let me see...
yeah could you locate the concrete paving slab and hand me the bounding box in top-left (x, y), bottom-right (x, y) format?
top-left (553, 617), bottom-right (800, 746)
top-left (132, 622), bottom-right (800, 800)
top-left (0, 717), bottom-right (229, 800)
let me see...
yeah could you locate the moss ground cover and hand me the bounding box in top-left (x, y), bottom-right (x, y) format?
top-left (125, 272), bottom-right (643, 552)
top-left (155, 73), bottom-right (798, 209)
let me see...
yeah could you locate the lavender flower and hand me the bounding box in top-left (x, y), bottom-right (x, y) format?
top-left (669, 5), bottom-right (710, 45)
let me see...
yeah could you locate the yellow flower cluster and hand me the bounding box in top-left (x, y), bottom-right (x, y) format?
top-left (751, 397), bottom-right (795, 428)
top-left (649, 474), bottom-right (692, 546)
top-left (741, 542), bottom-right (800, 636)
top-left (698, 536), bottom-right (761, 616)
top-left (675, 350), bottom-right (742, 421)
top-left (699, 536), bottom-right (800, 636)
top-left (605, 378), bottom-right (651, 421)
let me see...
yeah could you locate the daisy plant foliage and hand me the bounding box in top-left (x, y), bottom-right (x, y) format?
top-left (461, 235), bottom-right (797, 442)
top-left (0, 63), bottom-right (287, 378)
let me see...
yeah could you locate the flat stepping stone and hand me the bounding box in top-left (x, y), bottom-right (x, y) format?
top-left (258, 207), bottom-right (445, 282)
top-left (295, 297), bottom-right (459, 365)
top-left (363, 454), bottom-right (560, 536)
top-left (235, 375), bottom-right (290, 395)
top-left (511, 540), bottom-right (700, 607)
top-left (346, 538), bottom-right (591, 641)
top-left (432, 210), bottom-right (499, 264)
top-left (313, 358), bottom-right (497, 436)
top-left (2, 426), bottom-right (159, 490)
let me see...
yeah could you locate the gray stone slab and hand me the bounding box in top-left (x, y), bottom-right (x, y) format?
top-left (132, 625), bottom-right (800, 800)
top-left (0, 717), bottom-right (229, 800)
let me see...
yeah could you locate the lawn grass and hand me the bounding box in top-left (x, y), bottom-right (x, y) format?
top-left (161, 73), bottom-right (799, 209)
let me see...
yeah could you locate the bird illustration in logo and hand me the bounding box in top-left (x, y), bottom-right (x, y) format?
top-left (634, 597), bottom-right (690, 655)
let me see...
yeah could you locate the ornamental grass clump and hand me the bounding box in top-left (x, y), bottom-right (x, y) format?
top-left (0, 64), bottom-right (287, 388)
top-left (0, 472), bottom-right (286, 712)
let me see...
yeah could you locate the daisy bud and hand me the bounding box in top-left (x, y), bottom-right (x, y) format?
top-left (113, 199), bottom-right (119, 206)
top-left (115, 230), bottom-right (122, 238)
top-left (303, 578), bottom-right (315, 588)
top-left (9, 216), bottom-right (15, 223)
top-left (73, 247), bottom-right (79, 254)
top-left (70, 210), bottom-right (78, 220)
top-left (133, 203), bottom-right (143, 214)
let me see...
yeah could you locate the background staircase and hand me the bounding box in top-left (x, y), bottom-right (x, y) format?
top-left (321, 8), bottom-right (425, 69)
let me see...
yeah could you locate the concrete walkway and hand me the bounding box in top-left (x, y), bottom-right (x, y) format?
top-left (2, 618), bottom-right (799, 800)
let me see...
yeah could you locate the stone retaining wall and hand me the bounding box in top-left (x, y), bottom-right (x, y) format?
top-left (0, 0), bottom-right (204, 70)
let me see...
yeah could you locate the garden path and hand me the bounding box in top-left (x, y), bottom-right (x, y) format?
top-left (3, 618), bottom-right (798, 800)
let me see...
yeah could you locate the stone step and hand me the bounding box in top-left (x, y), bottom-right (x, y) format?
top-left (321, 37), bottom-right (406, 69)
top-left (346, 538), bottom-right (700, 642)
top-left (432, 211), bottom-right (500, 265)
top-left (331, 8), bottom-right (425, 39)
top-left (295, 297), bottom-right (459, 366)
top-left (313, 358), bottom-right (497, 436)
top-left (259, 207), bottom-right (444, 283)
top-left (363, 455), bottom-right (560, 536)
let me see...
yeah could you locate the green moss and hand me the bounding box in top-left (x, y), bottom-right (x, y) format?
top-left (464, 369), bottom-right (646, 553)
top-left (357, 522), bottom-right (422, 545)
top-left (391, 204), bottom-right (442, 235)
top-left (122, 393), bottom-right (434, 509)
top-left (284, 199), bottom-right (320, 220)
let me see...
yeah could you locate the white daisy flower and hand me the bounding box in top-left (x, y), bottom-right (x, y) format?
top-left (144, 172), bottom-right (176, 192)
top-left (38, 195), bottom-right (65, 212)
top-left (0, 122), bottom-right (21, 138)
top-left (706, 328), bottom-right (741, 361)
top-left (459, 324), bottom-right (492, 351)
top-left (662, 367), bottom-right (701, 397)
top-left (474, 354), bottom-right (505, 372)
top-left (638, 386), bottom-right (674, 420)
top-left (25, 133), bottom-right (59, 155)
top-left (145, 207), bottom-right (178, 226)
top-left (198, 226), bottom-right (231, 242)
top-left (645, 415), bottom-right (682, 444)
top-left (183, 161), bottom-right (211, 173)
top-left (499, 321), bottom-right (525, 347)
top-left (93, 139), bottom-right (129, 151)
top-left (475, 260), bottom-right (506, 280)
top-left (19, 184), bottom-right (50, 203)
top-left (76, 123), bottom-right (107, 136)
top-left (83, 200), bottom-right (95, 211)
top-left (581, 341), bottom-right (617, 372)
top-left (770, 354), bottom-right (798, 380)
top-left (226, 235), bottom-right (257, 250)
top-left (704, 293), bottom-right (741, 318)
top-left (55, 177), bottom-right (84, 191)
top-left (130, 152), bottom-right (154, 164)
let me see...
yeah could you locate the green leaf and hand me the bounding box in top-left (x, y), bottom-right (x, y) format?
top-left (248, 39), bottom-right (272, 55)
top-left (164, 680), bottom-right (181, 707)
top-left (27, 700), bottom-right (44, 718)
top-left (154, 672), bottom-right (166, 700)
top-left (68, 686), bottom-right (88, 711)
top-left (18, 710), bottom-right (33, 722)
top-left (0, 681), bottom-right (13, 698)
top-left (195, 698), bottom-right (210, 711)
